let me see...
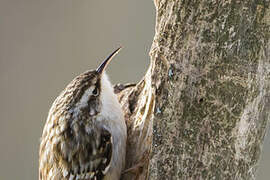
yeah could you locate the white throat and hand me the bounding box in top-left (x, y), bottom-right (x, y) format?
top-left (99, 72), bottom-right (123, 120)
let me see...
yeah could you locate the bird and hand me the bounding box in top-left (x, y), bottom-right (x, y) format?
top-left (39, 47), bottom-right (127, 180)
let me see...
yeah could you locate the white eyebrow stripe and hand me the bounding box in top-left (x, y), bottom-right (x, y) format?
top-left (76, 86), bottom-right (95, 109)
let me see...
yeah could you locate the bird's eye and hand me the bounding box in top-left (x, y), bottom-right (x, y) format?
top-left (92, 88), bottom-right (99, 96)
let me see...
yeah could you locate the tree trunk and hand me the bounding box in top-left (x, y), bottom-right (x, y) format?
top-left (118, 1), bottom-right (270, 179)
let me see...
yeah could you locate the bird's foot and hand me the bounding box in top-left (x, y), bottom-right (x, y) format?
top-left (122, 161), bottom-right (144, 175)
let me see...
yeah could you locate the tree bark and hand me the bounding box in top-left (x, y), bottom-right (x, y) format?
top-left (118, 1), bottom-right (270, 179)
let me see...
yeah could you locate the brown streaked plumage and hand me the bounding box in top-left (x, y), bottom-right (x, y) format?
top-left (39, 48), bottom-right (126, 180)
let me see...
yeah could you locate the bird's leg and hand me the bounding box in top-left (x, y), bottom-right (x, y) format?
top-left (122, 161), bottom-right (144, 175)
top-left (121, 151), bottom-right (149, 177)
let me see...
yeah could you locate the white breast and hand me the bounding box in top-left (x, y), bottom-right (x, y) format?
top-left (98, 72), bottom-right (127, 180)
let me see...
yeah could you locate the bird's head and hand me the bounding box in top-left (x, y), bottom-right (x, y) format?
top-left (62, 47), bottom-right (122, 118)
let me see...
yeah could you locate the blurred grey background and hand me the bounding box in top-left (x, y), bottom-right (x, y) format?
top-left (0, 0), bottom-right (269, 179)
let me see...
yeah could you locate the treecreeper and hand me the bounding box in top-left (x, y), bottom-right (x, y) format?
top-left (39, 47), bottom-right (127, 180)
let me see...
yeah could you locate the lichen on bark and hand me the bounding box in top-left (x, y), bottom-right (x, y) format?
top-left (118, 1), bottom-right (270, 180)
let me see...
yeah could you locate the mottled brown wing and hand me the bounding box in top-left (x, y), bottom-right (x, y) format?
top-left (39, 123), bottom-right (113, 180)
top-left (62, 127), bottom-right (113, 180)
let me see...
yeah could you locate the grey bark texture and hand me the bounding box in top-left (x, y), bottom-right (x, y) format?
top-left (117, 0), bottom-right (270, 180)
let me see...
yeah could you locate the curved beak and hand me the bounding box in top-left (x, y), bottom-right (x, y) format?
top-left (96, 47), bottom-right (122, 74)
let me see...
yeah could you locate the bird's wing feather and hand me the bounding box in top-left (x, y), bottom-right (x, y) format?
top-left (60, 126), bottom-right (113, 180)
top-left (39, 120), bottom-right (113, 180)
